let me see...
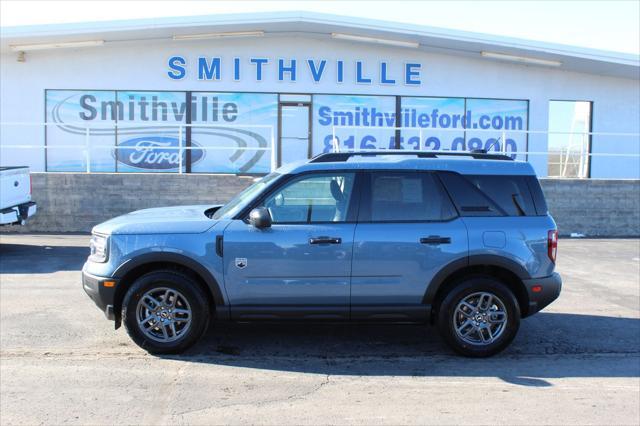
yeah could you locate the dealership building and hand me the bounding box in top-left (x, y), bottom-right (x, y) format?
top-left (0, 12), bottom-right (639, 234)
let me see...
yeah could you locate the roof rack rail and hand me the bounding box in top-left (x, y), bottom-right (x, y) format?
top-left (309, 150), bottom-right (514, 163)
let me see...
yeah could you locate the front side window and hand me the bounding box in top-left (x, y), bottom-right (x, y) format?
top-left (213, 172), bottom-right (281, 220)
top-left (360, 172), bottom-right (456, 222)
top-left (261, 173), bottom-right (356, 223)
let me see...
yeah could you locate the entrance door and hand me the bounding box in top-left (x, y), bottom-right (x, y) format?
top-left (279, 103), bottom-right (311, 166)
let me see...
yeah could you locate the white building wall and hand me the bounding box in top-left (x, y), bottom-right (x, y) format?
top-left (1, 35), bottom-right (638, 177)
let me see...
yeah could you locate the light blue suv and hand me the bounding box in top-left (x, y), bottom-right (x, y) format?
top-left (83, 151), bottom-right (561, 357)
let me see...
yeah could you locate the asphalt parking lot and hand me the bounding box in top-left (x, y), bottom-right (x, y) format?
top-left (0, 234), bottom-right (639, 425)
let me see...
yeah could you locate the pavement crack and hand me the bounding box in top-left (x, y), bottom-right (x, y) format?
top-left (174, 374), bottom-right (332, 419)
top-left (285, 373), bottom-right (331, 402)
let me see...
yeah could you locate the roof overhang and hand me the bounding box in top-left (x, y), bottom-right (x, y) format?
top-left (2, 11), bottom-right (638, 79)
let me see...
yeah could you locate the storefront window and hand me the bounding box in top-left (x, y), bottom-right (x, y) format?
top-left (547, 101), bottom-right (592, 178)
top-left (464, 99), bottom-right (528, 160)
top-left (190, 92), bottom-right (277, 174)
top-left (115, 91), bottom-right (187, 173)
top-left (312, 95), bottom-right (396, 154)
top-left (399, 97), bottom-right (465, 151)
top-left (45, 90), bottom-right (117, 172)
top-left (399, 97), bottom-right (528, 159)
top-left (44, 90), bottom-right (530, 173)
top-left (44, 90), bottom-right (277, 174)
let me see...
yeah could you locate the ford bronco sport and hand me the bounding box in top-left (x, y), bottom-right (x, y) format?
top-left (83, 151), bottom-right (561, 357)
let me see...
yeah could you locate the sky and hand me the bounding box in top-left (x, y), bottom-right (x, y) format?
top-left (1, 0), bottom-right (639, 55)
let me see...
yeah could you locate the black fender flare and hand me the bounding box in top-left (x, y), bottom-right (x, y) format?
top-left (422, 254), bottom-right (531, 306)
top-left (112, 252), bottom-right (226, 306)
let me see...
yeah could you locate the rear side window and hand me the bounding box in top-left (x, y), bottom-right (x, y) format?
top-left (465, 175), bottom-right (537, 216)
top-left (525, 176), bottom-right (548, 215)
top-left (359, 172), bottom-right (457, 222)
top-left (437, 172), bottom-right (503, 217)
top-left (438, 172), bottom-right (542, 217)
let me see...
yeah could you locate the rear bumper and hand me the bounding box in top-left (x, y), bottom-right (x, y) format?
top-left (0, 201), bottom-right (36, 225)
top-left (82, 268), bottom-right (117, 320)
top-left (523, 272), bottom-right (562, 316)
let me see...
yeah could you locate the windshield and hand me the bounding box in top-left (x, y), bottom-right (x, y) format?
top-left (212, 172), bottom-right (281, 220)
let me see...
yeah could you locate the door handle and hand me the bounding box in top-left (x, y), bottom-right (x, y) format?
top-left (309, 236), bottom-right (342, 245)
top-left (420, 236), bottom-right (451, 245)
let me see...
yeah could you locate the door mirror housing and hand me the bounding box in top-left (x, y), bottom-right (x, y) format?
top-left (249, 207), bottom-right (272, 229)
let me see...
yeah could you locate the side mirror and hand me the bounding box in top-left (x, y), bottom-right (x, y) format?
top-left (249, 207), bottom-right (272, 229)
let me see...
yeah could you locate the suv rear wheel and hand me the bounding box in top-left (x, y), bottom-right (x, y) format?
top-left (437, 277), bottom-right (520, 357)
top-left (122, 270), bottom-right (210, 354)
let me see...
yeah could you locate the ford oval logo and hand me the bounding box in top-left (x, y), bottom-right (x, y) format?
top-left (115, 136), bottom-right (205, 170)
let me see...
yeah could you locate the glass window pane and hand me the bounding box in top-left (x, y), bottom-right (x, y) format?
top-left (437, 172), bottom-right (502, 217)
top-left (190, 92), bottom-right (278, 174)
top-left (312, 95), bottom-right (396, 154)
top-left (45, 90), bottom-right (117, 172)
top-left (366, 172), bottom-right (456, 221)
top-left (465, 175), bottom-right (536, 216)
top-left (213, 172), bottom-right (281, 220)
top-left (399, 97), bottom-right (465, 151)
top-left (280, 105), bottom-right (310, 165)
top-left (262, 173), bottom-right (355, 223)
top-left (464, 99), bottom-right (529, 160)
top-left (548, 101), bottom-right (592, 178)
top-left (115, 91), bottom-right (187, 173)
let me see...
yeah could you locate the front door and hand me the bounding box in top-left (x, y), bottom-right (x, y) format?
top-left (278, 103), bottom-right (311, 166)
top-left (350, 171), bottom-right (469, 321)
top-left (223, 172), bottom-right (359, 320)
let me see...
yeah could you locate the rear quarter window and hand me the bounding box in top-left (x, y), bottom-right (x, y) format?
top-left (465, 174), bottom-right (537, 216)
top-left (437, 172), bottom-right (503, 217)
top-left (438, 172), bottom-right (543, 217)
top-left (525, 176), bottom-right (549, 215)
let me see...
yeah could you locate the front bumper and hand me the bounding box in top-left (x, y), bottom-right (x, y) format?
top-left (523, 272), bottom-right (562, 316)
top-left (82, 268), bottom-right (117, 320)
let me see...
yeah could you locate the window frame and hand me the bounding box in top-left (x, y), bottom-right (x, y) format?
top-left (357, 170), bottom-right (459, 224)
top-left (547, 99), bottom-right (593, 179)
top-left (236, 170), bottom-right (364, 224)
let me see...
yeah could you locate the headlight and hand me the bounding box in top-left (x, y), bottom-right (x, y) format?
top-left (89, 234), bottom-right (109, 262)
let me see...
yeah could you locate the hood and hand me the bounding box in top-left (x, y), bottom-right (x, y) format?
top-left (92, 205), bottom-right (223, 235)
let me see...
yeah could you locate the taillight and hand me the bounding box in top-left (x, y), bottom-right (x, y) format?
top-left (548, 230), bottom-right (558, 263)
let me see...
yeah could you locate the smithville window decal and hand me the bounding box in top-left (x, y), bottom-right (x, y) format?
top-left (45, 90), bottom-right (277, 174)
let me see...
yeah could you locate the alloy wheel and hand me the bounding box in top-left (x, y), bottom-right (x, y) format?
top-left (453, 291), bottom-right (508, 345)
top-left (135, 287), bottom-right (192, 343)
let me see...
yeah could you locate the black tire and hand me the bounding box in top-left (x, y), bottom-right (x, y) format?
top-left (122, 270), bottom-right (210, 354)
top-left (437, 276), bottom-right (520, 357)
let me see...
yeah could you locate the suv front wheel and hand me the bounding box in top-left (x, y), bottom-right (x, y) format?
top-left (437, 277), bottom-right (520, 357)
top-left (122, 270), bottom-right (210, 354)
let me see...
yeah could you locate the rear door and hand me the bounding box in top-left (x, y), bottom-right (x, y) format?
top-left (350, 171), bottom-right (468, 320)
